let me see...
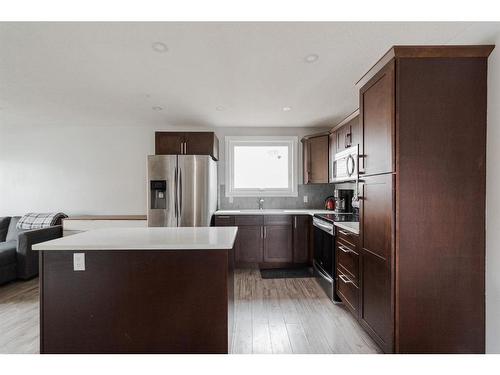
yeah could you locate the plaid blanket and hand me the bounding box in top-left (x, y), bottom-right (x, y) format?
top-left (16, 212), bottom-right (68, 230)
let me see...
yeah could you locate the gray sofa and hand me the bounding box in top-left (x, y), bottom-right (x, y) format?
top-left (0, 216), bottom-right (62, 284)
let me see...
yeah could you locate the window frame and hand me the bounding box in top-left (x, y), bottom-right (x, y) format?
top-left (225, 136), bottom-right (298, 197)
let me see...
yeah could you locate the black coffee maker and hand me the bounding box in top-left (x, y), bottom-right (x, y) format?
top-left (334, 189), bottom-right (354, 213)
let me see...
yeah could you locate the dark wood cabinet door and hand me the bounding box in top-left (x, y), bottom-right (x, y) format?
top-left (349, 115), bottom-right (360, 148)
top-left (155, 132), bottom-right (184, 155)
top-left (184, 132), bottom-right (219, 160)
top-left (264, 225), bottom-right (292, 263)
top-left (214, 215), bottom-right (234, 226)
top-left (235, 226), bottom-right (263, 264)
top-left (302, 139), bottom-right (310, 184)
top-left (337, 125), bottom-right (349, 150)
top-left (293, 215), bottom-right (310, 264)
top-left (359, 173), bottom-right (394, 353)
top-left (308, 135), bottom-right (329, 183)
top-left (155, 132), bottom-right (219, 159)
top-left (328, 132), bottom-right (337, 182)
top-left (360, 61), bottom-right (395, 176)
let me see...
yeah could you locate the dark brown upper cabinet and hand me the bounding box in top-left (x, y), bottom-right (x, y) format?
top-left (155, 131), bottom-right (219, 160)
top-left (329, 111), bottom-right (360, 182)
top-left (359, 61), bottom-right (395, 176)
top-left (302, 134), bottom-right (329, 184)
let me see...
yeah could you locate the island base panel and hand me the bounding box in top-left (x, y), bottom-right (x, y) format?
top-left (40, 249), bottom-right (233, 354)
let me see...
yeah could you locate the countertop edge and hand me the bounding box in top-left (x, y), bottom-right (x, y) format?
top-left (32, 227), bottom-right (239, 251)
top-left (333, 222), bottom-right (360, 235)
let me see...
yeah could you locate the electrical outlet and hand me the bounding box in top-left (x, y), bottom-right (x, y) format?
top-left (73, 253), bottom-right (85, 271)
top-left (303, 195), bottom-right (308, 203)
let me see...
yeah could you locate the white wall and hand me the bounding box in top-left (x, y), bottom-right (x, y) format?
top-left (0, 124), bottom-right (326, 216)
top-left (486, 34), bottom-right (500, 353)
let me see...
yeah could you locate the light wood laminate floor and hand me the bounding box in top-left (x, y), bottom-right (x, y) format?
top-left (232, 268), bottom-right (380, 354)
top-left (0, 277), bottom-right (39, 353)
top-left (0, 269), bottom-right (380, 354)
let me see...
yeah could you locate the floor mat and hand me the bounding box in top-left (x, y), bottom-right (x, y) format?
top-left (259, 267), bottom-right (313, 279)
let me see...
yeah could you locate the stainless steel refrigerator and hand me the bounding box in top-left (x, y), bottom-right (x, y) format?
top-left (147, 155), bottom-right (217, 227)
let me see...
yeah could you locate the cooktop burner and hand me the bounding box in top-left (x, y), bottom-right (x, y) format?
top-left (314, 212), bottom-right (358, 223)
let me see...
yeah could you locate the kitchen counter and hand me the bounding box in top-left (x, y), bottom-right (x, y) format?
top-left (215, 209), bottom-right (360, 234)
top-left (334, 221), bottom-right (359, 235)
top-left (215, 208), bottom-right (335, 216)
top-left (36, 226), bottom-right (236, 354)
top-left (33, 227), bottom-right (238, 251)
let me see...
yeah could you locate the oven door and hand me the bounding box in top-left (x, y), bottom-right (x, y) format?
top-left (313, 220), bottom-right (334, 276)
top-left (331, 145), bottom-right (359, 183)
top-left (313, 218), bottom-right (338, 301)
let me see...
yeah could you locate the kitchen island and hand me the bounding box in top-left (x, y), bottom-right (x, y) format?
top-left (32, 227), bottom-right (238, 354)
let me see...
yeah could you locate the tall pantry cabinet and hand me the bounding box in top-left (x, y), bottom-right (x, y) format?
top-left (357, 45), bottom-right (494, 353)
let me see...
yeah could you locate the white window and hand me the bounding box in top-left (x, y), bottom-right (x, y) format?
top-left (225, 136), bottom-right (298, 197)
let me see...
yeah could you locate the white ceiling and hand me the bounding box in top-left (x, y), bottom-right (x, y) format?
top-left (1, 22), bottom-right (500, 128)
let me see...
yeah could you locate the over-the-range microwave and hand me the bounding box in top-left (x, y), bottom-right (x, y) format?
top-left (330, 145), bottom-right (359, 183)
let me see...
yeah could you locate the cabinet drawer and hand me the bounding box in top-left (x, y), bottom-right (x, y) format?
top-left (264, 215), bottom-right (292, 226)
top-left (336, 227), bottom-right (359, 248)
top-left (337, 266), bottom-right (359, 316)
top-left (234, 215), bottom-right (264, 226)
top-left (336, 240), bottom-right (359, 283)
top-left (214, 215), bottom-right (234, 226)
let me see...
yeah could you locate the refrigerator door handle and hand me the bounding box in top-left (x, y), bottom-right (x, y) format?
top-left (174, 166), bottom-right (178, 219)
top-left (179, 167), bottom-right (183, 220)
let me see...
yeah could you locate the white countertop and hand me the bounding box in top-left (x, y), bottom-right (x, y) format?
top-left (32, 227), bottom-right (238, 251)
top-left (215, 209), bottom-right (335, 216)
top-left (334, 221), bottom-right (360, 235)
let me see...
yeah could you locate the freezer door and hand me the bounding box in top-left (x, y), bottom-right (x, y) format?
top-left (177, 155), bottom-right (217, 227)
top-left (147, 155), bottom-right (178, 227)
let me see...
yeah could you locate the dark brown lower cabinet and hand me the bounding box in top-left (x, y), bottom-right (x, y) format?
top-left (293, 215), bottom-right (310, 264)
top-left (214, 214), bottom-right (309, 267)
top-left (236, 226), bottom-right (264, 264)
top-left (359, 173), bottom-right (394, 353)
top-left (335, 229), bottom-right (361, 319)
top-left (263, 225), bottom-right (292, 263)
top-left (337, 265), bottom-right (359, 316)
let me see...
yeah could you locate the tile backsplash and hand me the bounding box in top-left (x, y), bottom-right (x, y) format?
top-left (218, 184), bottom-right (335, 210)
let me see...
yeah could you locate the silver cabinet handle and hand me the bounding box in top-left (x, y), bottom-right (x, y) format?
top-left (338, 244), bottom-right (352, 254)
top-left (338, 229), bottom-right (352, 236)
top-left (339, 273), bottom-right (354, 285)
top-left (294, 217), bottom-right (297, 229)
top-left (261, 227), bottom-right (263, 239)
top-left (184, 142), bottom-right (187, 154)
top-left (264, 227), bottom-right (267, 238)
top-left (180, 142), bottom-right (183, 154)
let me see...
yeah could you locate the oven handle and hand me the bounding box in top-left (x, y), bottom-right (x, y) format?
top-left (313, 261), bottom-right (333, 283)
top-left (313, 218), bottom-right (334, 236)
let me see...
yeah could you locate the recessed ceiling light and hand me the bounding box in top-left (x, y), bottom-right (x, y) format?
top-left (152, 106), bottom-right (164, 111)
top-left (152, 42), bottom-right (169, 53)
top-left (282, 106), bottom-right (292, 112)
top-left (304, 54), bottom-right (319, 63)
top-left (216, 106), bottom-right (225, 111)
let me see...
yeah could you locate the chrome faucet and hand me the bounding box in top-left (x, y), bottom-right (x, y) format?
top-left (258, 197), bottom-right (264, 210)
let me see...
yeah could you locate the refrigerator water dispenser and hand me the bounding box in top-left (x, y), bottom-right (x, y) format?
top-left (150, 180), bottom-right (167, 209)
